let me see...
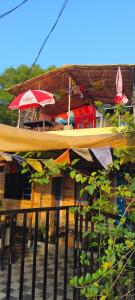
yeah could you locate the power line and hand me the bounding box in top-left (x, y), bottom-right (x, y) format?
top-left (14, 0), bottom-right (70, 94)
top-left (0, 0), bottom-right (29, 20)
top-left (33, 0), bottom-right (69, 67)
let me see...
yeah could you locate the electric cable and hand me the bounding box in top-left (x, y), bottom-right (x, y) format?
top-left (0, 0), bottom-right (29, 20)
top-left (32, 0), bottom-right (69, 67)
top-left (14, 0), bottom-right (70, 94)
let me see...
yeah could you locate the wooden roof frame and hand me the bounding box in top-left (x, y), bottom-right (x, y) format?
top-left (7, 64), bottom-right (135, 116)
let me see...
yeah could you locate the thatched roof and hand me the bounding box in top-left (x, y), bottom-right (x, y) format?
top-left (8, 64), bottom-right (135, 116)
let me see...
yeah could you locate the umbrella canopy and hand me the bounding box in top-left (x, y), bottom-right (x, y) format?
top-left (8, 89), bottom-right (55, 110)
top-left (114, 67), bottom-right (128, 104)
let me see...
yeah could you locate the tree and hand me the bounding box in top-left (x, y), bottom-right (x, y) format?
top-left (0, 64), bottom-right (56, 126)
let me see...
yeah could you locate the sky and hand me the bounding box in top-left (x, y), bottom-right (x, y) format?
top-left (0, 0), bottom-right (135, 73)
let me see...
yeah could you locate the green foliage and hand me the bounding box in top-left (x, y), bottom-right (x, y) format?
top-left (70, 169), bottom-right (77, 179)
top-left (0, 64), bottom-right (56, 126)
top-left (80, 252), bottom-right (90, 266)
top-left (20, 103), bottom-right (135, 299)
top-left (69, 105), bottom-right (135, 299)
top-left (22, 147), bottom-right (135, 299)
top-left (21, 155), bottom-right (66, 185)
top-left (71, 158), bottom-right (80, 166)
top-left (95, 101), bottom-right (135, 134)
top-left (69, 170), bottom-right (135, 299)
top-left (95, 101), bottom-right (106, 115)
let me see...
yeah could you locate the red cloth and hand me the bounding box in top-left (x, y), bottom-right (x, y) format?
top-left (114, 93), bottom-right (128, 104)
top-left (74, 105), bottom-right (96, 129)
top-left (55, 112), bottom-right (68, 120)
top-left (55, 105), bottom-right (96, 129)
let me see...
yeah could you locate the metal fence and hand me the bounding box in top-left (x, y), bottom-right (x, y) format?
top-left (0, 206), bottom-right (134, 300)
top-left (0, 206), bottom-right (76, 300)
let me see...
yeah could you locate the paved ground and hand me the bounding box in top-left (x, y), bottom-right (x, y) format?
top-left (0, 242), bottom-right (74, 300)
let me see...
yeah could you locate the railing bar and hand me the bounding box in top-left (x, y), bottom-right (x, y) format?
top-left (78, 210), bottom-right (83, 273)
top-left (6, 214), bottom-right (16, 300)
top-left (0, 218), bottom-right (7, 270)
top-left (31, 212), bottom-right (38, 300)
top-left (73, 211), bottom-right (79, 300)
top-left (0, 207), bottom-right (131, 226)
top-left (19, 212), bottom-right (27, 300)
top-left (43, 211), bottom-right (49, 300)
top-left (84, 212), bottom-right (88, 275)
top-left (54, 210), bottom-right (59, 300)
top-left (63, 208), bottom-right (69, 300)
top-left (0, 205), bottom-right (77, 216)
top-left (91, 211), bottom-right (94, 274)
top-left (77, 209), bottom-right (83, 300)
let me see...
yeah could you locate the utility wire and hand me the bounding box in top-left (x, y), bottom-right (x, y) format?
top-left (32, 0), bottom-right (69, 67)
top-left (0, 0), bottom-right (29, 20)
top-left (14, 0), bottom-right (70, 94)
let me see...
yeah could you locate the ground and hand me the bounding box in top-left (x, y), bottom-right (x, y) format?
top-left (0, 242), bottom-right (73, 300)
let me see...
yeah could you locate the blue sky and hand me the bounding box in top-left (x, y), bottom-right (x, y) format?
top-left (0, 0), bottom-right (135, 73)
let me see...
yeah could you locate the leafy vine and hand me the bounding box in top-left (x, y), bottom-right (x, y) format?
top-left (21, 103), bottom-right (135, 299)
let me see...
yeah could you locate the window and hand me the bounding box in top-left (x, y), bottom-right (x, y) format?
top-left (52, 177), bottom-right (63, 201)
top-left (4, 173), bottom-right (31, 200)
top-left (0, 166), bottom-right (4, 173)
top-left (22, 173), bottom-right (31, 200)
top-left (52, 177), bottom-right (63, 227)
top-left (75, 182), bottom-right (91, 204)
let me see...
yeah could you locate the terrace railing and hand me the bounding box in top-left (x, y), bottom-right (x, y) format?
top-left (0, 206), bottom-right (134, 300)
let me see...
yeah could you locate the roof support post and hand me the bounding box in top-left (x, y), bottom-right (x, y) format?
top-left (67, 76), bottom-right (71, 125)
top-left (17, 109), bottom-right (21, 128)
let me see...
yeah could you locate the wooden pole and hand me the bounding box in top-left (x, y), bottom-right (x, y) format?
top-left (68, 76), bottom-right (71, 126)
top-left (28, 182), bottom-right (35, 248)
top-left (17, 109), bottom-right (21, 128)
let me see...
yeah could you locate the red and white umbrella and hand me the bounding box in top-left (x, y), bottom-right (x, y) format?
top-left (114, 67), bottom-right (128, 104)
top-left (8, 89), bottom-right (55, 110)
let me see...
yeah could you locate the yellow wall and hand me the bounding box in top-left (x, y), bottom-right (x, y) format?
top-left (1, 175), bottom-right (76, 232)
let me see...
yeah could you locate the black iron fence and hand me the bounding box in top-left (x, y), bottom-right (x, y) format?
top-left (0, 206), bottom-right (76, 300)
top-left (73, 208), bottom-right (135, 300)
top-left (0, 206), bottom-right (134, 300)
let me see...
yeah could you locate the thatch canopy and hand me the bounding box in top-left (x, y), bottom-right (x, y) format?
top-left (8, 64), bottom-right (135, 116)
